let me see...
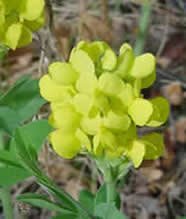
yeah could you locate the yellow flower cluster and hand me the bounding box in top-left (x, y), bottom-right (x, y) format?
top-left (0, 0), bottom-right (45, 49)
top-left (39, 41), bottom-right (169, 167)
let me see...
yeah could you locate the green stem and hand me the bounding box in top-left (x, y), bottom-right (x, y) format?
top-left (104, 167), bottom-right (117, 203)
top-left (106, 181), bottom-right (116, 203)
top-left (0, 188), bottom-right (13, 219)
top-left (134, 1), bottom-right (152, 55)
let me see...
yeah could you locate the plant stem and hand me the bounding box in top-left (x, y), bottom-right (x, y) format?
top-left (104, 167), bottom-right (116, 203)
top-left (134, 0), bottom-right (152, 55)
top-left (106, 181), bottom-right (116, 203)
top-left (0, 188), bottom-right (13, 219)
top-left (101, 0), bottom-right (110, 26)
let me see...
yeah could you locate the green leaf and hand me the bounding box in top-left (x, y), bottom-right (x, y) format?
top-left (10, 119), bottom-right (51, 160)
top-left (0, 106), bottom-right (21, 133)
top-left (0, 166), bottom-right (30, 187)
top-left (79, 190), bottom-right (94, 214)
top-left (14, 129), bottom-right (87, 214)
top-left (0, 76), bottom-right (45, 123)
top-left (0, 150), bottom-right (22, 168)
top-left (94, 203), bottom-right (127, 219)
top-left (9, 120), bottom-right (51, 181)
top-left (51, 214), bottom-right (78, 219)
top-left (23, 120), bottom-right (51, 150)
top-left (12, 120), bottom-right (52, 152)
top-left (52, 213), bottom-right (93, 219)
top-left (17, 193), bottom-right (74, 215)
top-left (95, 184), bottom-right (107, 205)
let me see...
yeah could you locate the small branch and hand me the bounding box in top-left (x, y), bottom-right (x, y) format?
top-left (101, 0), bottom-right (110, 26)
top-left (45, 0), bottom-right (54, 32)
top-left (78, 0), bottom-right (87, 40)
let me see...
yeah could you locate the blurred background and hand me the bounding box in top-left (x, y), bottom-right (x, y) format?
top-left (0, 0), bottom-right (186, 218)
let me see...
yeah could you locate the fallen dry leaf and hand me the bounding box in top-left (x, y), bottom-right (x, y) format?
top-left (160, 33), bottom-right (186, 67)
top-left (161, 82), bottom-right (184, 106)
top-left (175, 117), bottom-right (186, 143)
top-left (140, 167), bottom-right (163, 183)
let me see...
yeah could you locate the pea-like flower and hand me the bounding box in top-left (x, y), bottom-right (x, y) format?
top-left (0, 0), bottom-right (45, 49)
top-left (39, 41), bottom-right (169, 168)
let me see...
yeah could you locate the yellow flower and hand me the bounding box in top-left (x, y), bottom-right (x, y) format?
top-left (39, 41), bottom-right (169, 167)
top-left (0, 0), bottom-right (45, 49)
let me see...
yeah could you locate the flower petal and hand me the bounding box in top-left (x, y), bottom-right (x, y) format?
top-left (141, 69), bottom-right (156, 89)
top-left (51, 104), bottom-right (80, 131)
top-left (50, 129), bottom-right (81, 159)
top-left (141, 132), bottom-right (164, 159)
top-left (98, 73), bottom-right (124, 96)
top-left (147, 97), bottom-right (169, 127)
top-left (76, 129), bottom-right (92, 152)
top-left (101, 48), bottom-right (117, 71)
top-left (20, 0), bottom-right (44, 20)
top-left (126, 140), bottom-right (145, 168)
top-left (76, 71), bottom-right (97, 94)
top-left (73, 93), bottom-right (93, 115)
top-left (128, 98), bottom-right (153, 126)
top-left (103, 111), bottom-right (131, 132)
top-left (49, 62), bottom-right (78, 85)
top-left (81, 114), bottom-right (101, 135)
top-left (114, 43), bottom-right (134, 79)
top-left (118, 83), bottom-right (135, 108)
top-left (70, 49), bottom-right (95, 75)
top-left (5, 22), bottom-right (22, 49)
top-left (130, 53), bottom-right (155, 79)
top-left (39, 75), bottom-right (73, 102)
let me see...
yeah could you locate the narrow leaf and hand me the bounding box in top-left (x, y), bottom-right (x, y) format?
top-left (94, 203), bottom-right (127, 219)
top-left (17, 193), bottom-right (74, 215)
top-left (0, 150), bottom-right (22, 168)
top-left (79, 190), bottom-right (94, 214)
top-left (14, 128), bottom-right (88, 215)
top-left (0, 167), bottom-right (30, 187)
top-left (0, 106), bottom-right (21, 134)
top-left (0, 76), bottom-right (45, 124)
